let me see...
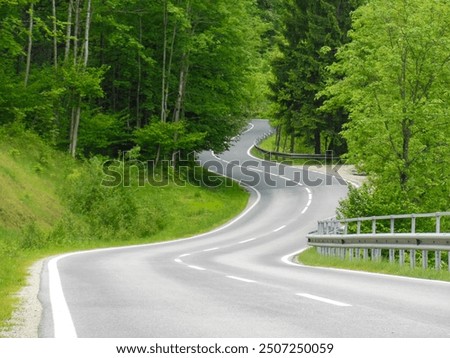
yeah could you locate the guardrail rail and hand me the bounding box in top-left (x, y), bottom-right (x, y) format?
top-left (307, 212), bottom-right (450, 271)
top-left (253, 132), bottom-right (340, 162)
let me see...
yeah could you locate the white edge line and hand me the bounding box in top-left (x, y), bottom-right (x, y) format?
top-left (281, 247), bottom-right (450, 286)
top-left (296, 293), bottom-right (351, 307)
top-left (48, 255), bottom-right (78, 338)
top-left (226, 276), bottom-right (256, 283)
top-left (241, 122), bottom-right (255, 135)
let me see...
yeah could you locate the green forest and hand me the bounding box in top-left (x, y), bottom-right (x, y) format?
top-left (0, 0), bottom-right (449, 330)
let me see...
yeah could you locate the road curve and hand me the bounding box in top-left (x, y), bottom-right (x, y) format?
top-left (39, 120), bottom-right (450, 338)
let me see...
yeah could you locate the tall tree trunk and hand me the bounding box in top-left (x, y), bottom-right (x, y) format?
top-left (275, 125), bottom-right (281, 152)
top-left (69, 0), bottom-right (92, 157)
top-left (73, 0), bottom-right (81, 65)
top-left (290, 131), bottom-right (295, 153)
top-left (172, 53), bottom-right (190, 167)
top-left (82, 0), bottom-right (92, 67)
top-left (160, 0), bottom-right (168, 123)
top-left (136, 15), bottom-right (142, 128)
top-left (52, 0), bottom-right (58, 69)
top-left (314, 129), bottom-right (321, 155)
top-left (65, 0), bottom-right (73, 62)
top-left (24, 3), bottom-right (34, 87)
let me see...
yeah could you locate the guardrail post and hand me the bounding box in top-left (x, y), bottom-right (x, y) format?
top-left (410, 250), bottom-right (416, 269)
top-left (349, 248), bottom-right (353, 261)
top-left (372, 217), bottom-right (377, 234)
top-left (357, 220), bottom-right (361, 235)
top-left (435, 251), bottom-right (441, 271)
top-left (390, 216), bottom-right (395, 234)
top-left (411, 215), bottom-right (416, 234)
top-left (436, 213), bottom-right (441, 234)
top-left (399, 250), bottom-right (405, 266)
top-left (363, 249), bottom-right (368, 260)
top-left (448, 251), bottom-right (450, 272)
top-left (389, 249), bottom-right (395, 263)
top-left (422, 250), bottom-right (428, 269)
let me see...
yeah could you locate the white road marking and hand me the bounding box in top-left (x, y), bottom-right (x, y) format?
top-left (48, 255), bottom-right (78, 338)
top-left (281, 247), bottom-right (309, 266)
top-left (241, 122), bottom-right (255, 134)
top-left (239, 238), bottom-right (256, 244)
top-left (300, 206), bottom-right (309, 215)
top-left (188, 265), bottom-right (206, 271)
top-left (179, 254), bottom-right (191, 258)
top-left (296, 293), bottom-right (352, 307)
top-left (174, 258), bottom-right (182, 264)
top-left (226, 276), bottom-right (256, 283)
top-left (203, 247), bottom-right (220, 252)
top-left (273, 225), bottom-right (286, 233)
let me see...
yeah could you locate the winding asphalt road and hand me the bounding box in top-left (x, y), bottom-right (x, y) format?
top-left (39, 120), bottom-right (450, 338)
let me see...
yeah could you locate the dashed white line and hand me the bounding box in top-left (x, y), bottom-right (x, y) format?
top-left (179, 254), bottom-right (191, 258)
top-left (226, 276), bottom-right (256, 283)
top-left (239, 238), bottom-right (256, 244)
top-left (174, 258), bottom-right (182, 264)
top-left (203, 247), bottom-right (220, 252)
top-left (300, 206), bottom-right (309, 215)
top-left (188, 265), bottom-right (206, 271)
top-left (296, 293), bottom-right (352, 307)
top-left (273, 225), bottom-right (287, 233)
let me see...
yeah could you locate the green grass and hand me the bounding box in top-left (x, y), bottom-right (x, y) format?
top-left (0, 126), bottom-right (249, 334)
top-left (298, 248), bottom-right (450, 282)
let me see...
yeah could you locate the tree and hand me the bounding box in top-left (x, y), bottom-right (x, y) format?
top-left (323, 0), bottom-right (450, 213)
top-left (270, 0), bottom-right (357, 154)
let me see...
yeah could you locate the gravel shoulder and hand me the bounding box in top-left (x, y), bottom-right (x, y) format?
top-left (0, 259), bottom-right (43, 338)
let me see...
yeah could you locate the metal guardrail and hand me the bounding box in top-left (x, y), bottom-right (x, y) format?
top-left (253, 132), bottom-right (340, 161)
top-left (307, 212), bottom-right (450, 271)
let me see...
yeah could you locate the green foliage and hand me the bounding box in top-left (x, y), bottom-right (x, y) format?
top-left (325, 0), bottom-right (450, 217)
top-left (0, 0), bottom-right (269, 157)
top-left (134, 121), bottom-right (205, 159)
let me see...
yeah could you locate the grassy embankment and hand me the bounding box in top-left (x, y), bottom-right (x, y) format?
top-left (0, 126), bottom-right (249, 332)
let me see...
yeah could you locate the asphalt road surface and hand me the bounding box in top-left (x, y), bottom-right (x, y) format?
top-left (39, 120), bottom-right (450, 338)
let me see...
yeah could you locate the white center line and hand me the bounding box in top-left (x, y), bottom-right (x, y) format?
top-left (239, 238), bottom-right (256, 244)
top-left (188, 265), bottom-right (206, 271)
top-left (203, 247), bottom-right (219, 252)
top-left (226, 276), bottom-right (256, 283)
top-left (273, 225), bottom-right (287, 233)
top-left (296, 293), bottom-right (352, 307)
